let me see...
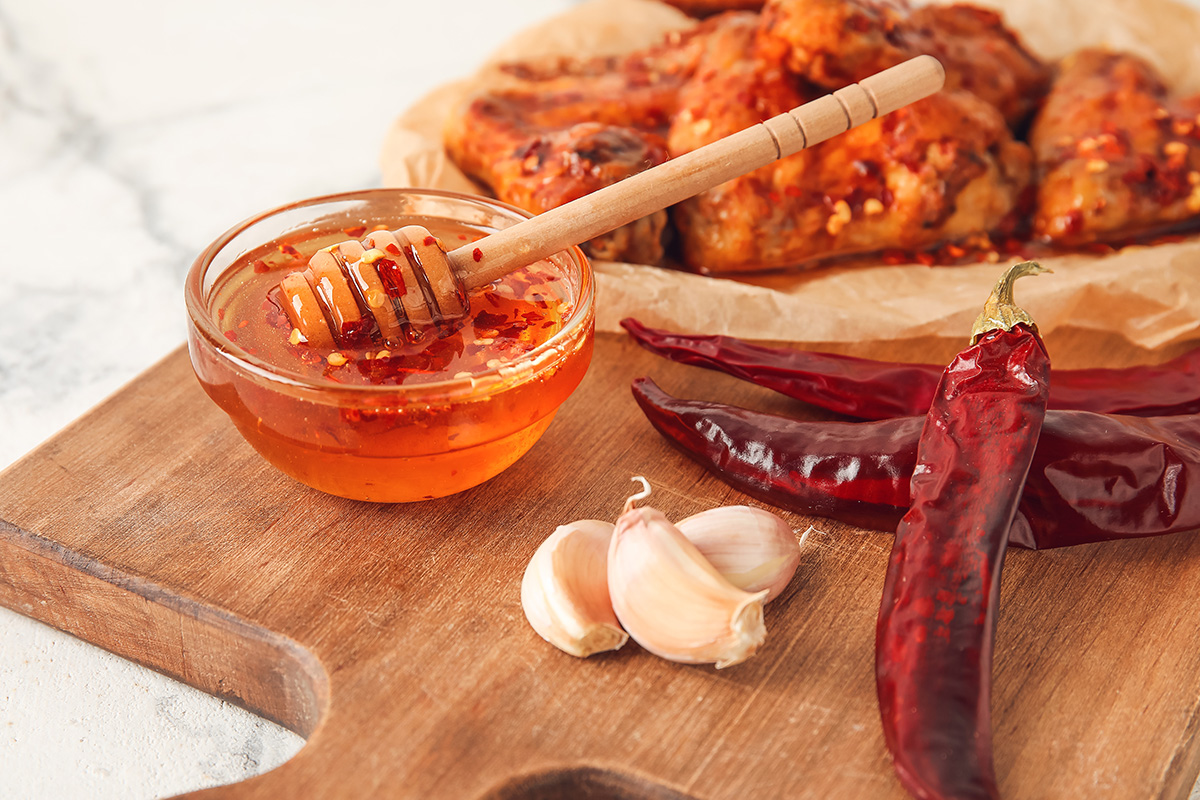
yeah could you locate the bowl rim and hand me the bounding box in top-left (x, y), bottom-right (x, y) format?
top-left (184, 187), bottom-right (595, 403)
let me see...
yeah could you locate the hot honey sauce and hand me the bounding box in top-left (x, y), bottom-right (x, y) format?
top-left (187, 203), bottom-right (594, 503)
top-left (217, 229), bottom-right (573, 388)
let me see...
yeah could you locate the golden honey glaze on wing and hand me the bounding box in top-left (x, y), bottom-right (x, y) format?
top-left (667, 8), bottom-right (1032, 271)
top-left (1030, 48), bottom-right (1200, 244)
top-left (756, 0), bottom-right (1050, 126)
top-left (444, 21), bottom-right (724, 265)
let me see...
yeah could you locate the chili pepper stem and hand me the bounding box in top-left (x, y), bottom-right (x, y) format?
top-left (971, 261), bottom-right (1051, 343)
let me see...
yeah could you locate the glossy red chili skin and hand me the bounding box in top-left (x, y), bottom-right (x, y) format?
top-left (875, 325), bottom-right (1049, 800)
top-left (631, 378), bottom-right (1200, 550)
top-left (622, 318), bottom-right (1200, 419)
top-left (1015, 411), bottom-right (1200, 547)
top-left (631, 377), bottom-right (920, 532)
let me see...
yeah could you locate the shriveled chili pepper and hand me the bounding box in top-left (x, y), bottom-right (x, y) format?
top-left (632, 378), bottom-right (918, 533)
top-left (621, 317), bottom-right (1200, 419)
top-left (630, 379), bottom-right (1200, 550)
top-left (874, 261), bottom-right (1050, 800)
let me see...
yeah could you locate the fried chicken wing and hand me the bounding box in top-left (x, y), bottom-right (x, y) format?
top-left (1030, 49), bottom-right (1200, 244)
top-left (757, 0), bottom-right (1050, 125)
top-left (668, 18), bottom-right (1032, 272)
top-left (444, 21), bottom-right (730, 263)
top-left (661, 5), bottom-right (1031, 271)
top-left (464, 22), bottom-right (716, 134)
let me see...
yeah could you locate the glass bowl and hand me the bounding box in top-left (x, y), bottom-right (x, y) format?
top-left (185, 189), bottom-right (594, 502)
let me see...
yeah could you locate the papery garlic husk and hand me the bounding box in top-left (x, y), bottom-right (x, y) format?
top-left (608, 506), bottom-right (768, 669)
top-left (676, 505), bottom-right (801, 602)
top-left (521, 519), bottom-right (628, 658)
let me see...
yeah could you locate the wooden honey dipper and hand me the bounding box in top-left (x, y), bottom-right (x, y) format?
top-left (278, 55), bottom-right (945, 348)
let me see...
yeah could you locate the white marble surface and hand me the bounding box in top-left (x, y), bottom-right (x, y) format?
top-left (0, 1), bottom-right (571, 797)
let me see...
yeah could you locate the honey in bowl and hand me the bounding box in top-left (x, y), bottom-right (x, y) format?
top-left (185, 190), bottom-right (594, 502)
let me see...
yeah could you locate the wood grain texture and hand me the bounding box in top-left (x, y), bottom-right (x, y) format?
top-left (2, 331), bottom-right (1199, 799)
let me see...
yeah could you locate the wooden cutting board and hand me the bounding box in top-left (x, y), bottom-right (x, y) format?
top-left (3, 330), bottom-right (1200, 800)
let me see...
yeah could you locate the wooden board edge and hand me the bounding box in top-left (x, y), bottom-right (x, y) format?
top-left (0, 518), bottom-right (329, 739)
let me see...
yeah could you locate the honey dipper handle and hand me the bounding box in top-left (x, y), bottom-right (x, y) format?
top-left (447, 55), bottom-right (945, 287)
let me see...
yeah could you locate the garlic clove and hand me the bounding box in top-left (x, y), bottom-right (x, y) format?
top-left (521, 519), bottom-right (628, 658)
top-left (676, 505), bottom-right (802, 602)
top-left (608, 505), bottom-right (768, 669)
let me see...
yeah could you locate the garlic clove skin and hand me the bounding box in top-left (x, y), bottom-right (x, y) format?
top-left (521, 519), bottom-right (628, 658)
top-left (676, 505), bottom-right (802, 602)
top-left (608, 506), bottom-right (768, 669)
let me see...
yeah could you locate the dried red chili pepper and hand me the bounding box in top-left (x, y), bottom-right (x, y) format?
top-left (874, 261), bottom-right (1051, 800)
top-left (621, 318), bottom-right (1200, 419)
top-left (632, 378), bottom-right (917, 532)
top-left (631, 378), bottom-right (1200, 550)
